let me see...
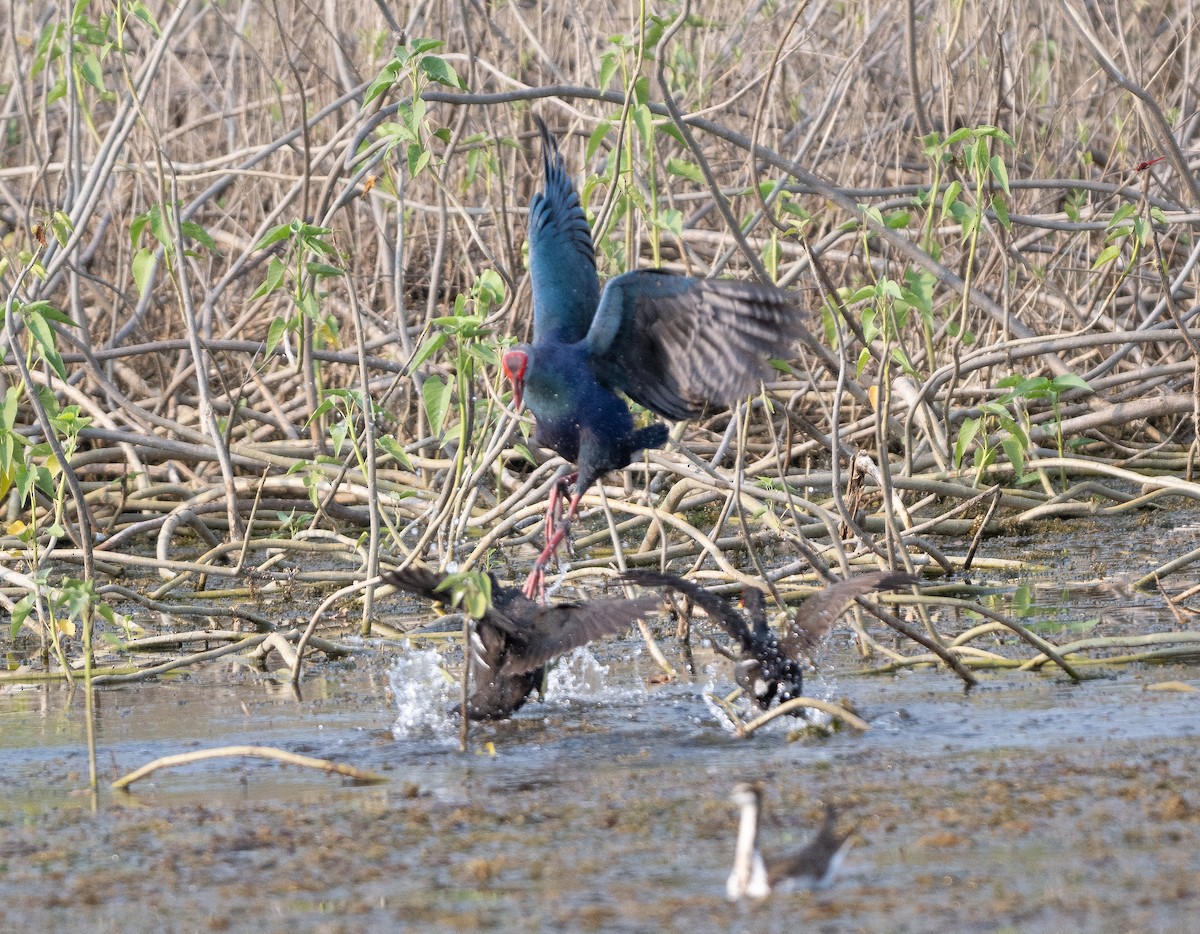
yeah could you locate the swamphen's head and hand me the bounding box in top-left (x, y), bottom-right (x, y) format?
top-left (502, 347), bottom-right (529, 412)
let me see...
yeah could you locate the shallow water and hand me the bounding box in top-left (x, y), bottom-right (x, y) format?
top-left (3, 510), bottom-right (1200, 932)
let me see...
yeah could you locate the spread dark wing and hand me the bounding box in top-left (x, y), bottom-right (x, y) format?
top-left (586, 270), bottom-right (804, 421)
top-left (383, 567), bottom-right (533, 636)
top-left (528, 117), bottom-right (600, 342)
top-left (620, 570), bottom-right (756, 650)
top-left (381, 566), bottom-right (450, 602)
top-left (500, 595), bottom-right (659, 676)
top-left (783, 571), bottom-right (918, 654)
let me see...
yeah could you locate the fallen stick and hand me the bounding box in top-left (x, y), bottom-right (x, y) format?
top-left (112, 744), bottom-right (386, 790)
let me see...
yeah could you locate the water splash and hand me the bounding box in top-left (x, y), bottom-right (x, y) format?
top-left (701, 679), bottom-right (738, 733)
top-left (388, 646), bottom-right (458, 742)
top-left (700, 674), bottom-right (840, 734)
top-left (545, 647), bottom-right (611, 699)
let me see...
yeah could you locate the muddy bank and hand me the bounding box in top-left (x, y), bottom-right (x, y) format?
top-left (2, 641), bottom-right (1198, 933)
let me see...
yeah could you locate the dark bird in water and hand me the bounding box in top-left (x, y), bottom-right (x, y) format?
top-left (503, 119), bottom-right (804, 598)
top-left (621, 569), bottom-right (917, 711)
top-left (727, 782), bottom-right (855, 900)
top-left (383, 566), bottom-right (659, 720)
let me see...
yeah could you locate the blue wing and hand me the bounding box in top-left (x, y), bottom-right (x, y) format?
top-left (528, 118), bottom-right (600, 343)
top-left (585, 269), bottom-right (805, 420)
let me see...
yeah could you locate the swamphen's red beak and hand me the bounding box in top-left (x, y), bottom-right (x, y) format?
top-left (502, 349), bottom-right (528, 413)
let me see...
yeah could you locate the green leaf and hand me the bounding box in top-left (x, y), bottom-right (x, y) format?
top-left (655, 122), bottom-right (684, 146)
top-left (1049, 373), bottom-right (1092, 393)
top-left (1132, 217), bottom-right (1150, 246)
top-left (1110, 202), bottom-right (1136, 227)
top-left (132, 248), bottom-right (155, 296)
top-left (599, 50), bottom-right (620, 90)
top-left (943, 126), bottom-right (973, 147)
top-left (78, 51), bottom-right (106, 93)
top-left (666, 158), bottom-right (704, 183)
top-left (632, 74), bottom-right (650, 105)
top-left (11, 593), bottom-right (34, 639)
top-left (954, 416), bottom-right (980, 470)
top-left (990, 194), bottom-right (1011, 230)
top-left (25, 311), bottom-right (67, 380)
top-left (972, 137), bottom-right (989, 176)
top-left (418, 55), bottom-right (465, 89)
top-left (408, 38), bottom-right (444, 55)
top-left (147, 203), bottom-right (170, 248)
top-left (422, 375), bottom-right (450, 438)
top-left (378, 435), bottom-right (414, 471)
top-left (330, 419), bottom-right (348, 456)
top-left (264, 316), bottom-right (287, 359)
top-left (363, 59), bottom-right (402, 108)
top-left (130, 210), bottom-right (149, 250)
top-left (181, 220), bottom-right (218, 252)
top-left (23, 301), bottom-right (77, 327)
top-left (940, 180), bottom-right (962, 221)
top-left (407, 331), bottom-right (446, 373)
top-left (254, 223), bottom-right (294, 252)
top-left (587, 120), bottom-right (612, 161)
top-left (464, 588), bottom-right (487, 619)
top-left (1092, 244), bottom-right (1121, 270)
top-left (306, 261), bottom-right (344, 278)
top-left (1000, 436), bottom-right (1025, 474)
top-left (251, 256), bottom-right (287, 300)
top-left (377, 120), bottom-right (417, 146)
top-left (657, 207), bottom-right (683, 237)
top-left (631, 104), bottom-right (653, 145)
top-left (988, 154), bottom-right (1011, 195)
top-left (130, 1), bottom-right (162, 34)
top-left (2, 385), bottom-right (20, 431)
top-left (408, 97), bottom-right (427, 131)
top-left (407, 144), bottom-right (431, 178)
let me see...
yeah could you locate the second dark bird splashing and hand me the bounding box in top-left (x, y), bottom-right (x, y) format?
top-left (384, 567), bottom-right (659, 720)
top-left (504, 120), bottom-right (805, 597)
top-left (622, 569), bottom-right (918, 712)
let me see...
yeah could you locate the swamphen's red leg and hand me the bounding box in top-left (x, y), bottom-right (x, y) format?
top-left (543, 472), bottom-right (577, 542)
top-left (523, 490), bottom-right (583, 601)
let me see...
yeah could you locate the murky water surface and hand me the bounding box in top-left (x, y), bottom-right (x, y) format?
top-left (3, 508), bottom-right (1200, 932)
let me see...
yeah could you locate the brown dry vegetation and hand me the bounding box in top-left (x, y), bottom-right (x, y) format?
top-left (3, 1), bottom-right (1200, 677)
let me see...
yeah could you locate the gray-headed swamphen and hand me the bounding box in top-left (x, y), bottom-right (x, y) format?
top-left (503, 119), bottom-right (805, 598)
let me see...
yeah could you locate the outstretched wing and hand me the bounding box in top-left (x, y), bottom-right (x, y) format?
top-left (620, 570), bottom-right (757, 651)
top-left (586, 270), bottom-right (804, 421)
top-left (528, 117), bottom-right (600, 342)
top-left (501, 595), bottom-right (660, 675)
top-left (382, 566), bottom-right (451, 603)
top-left (784, 571), bottom-right (918, 653)
top-left (383, 567), bottom-right (533, 636)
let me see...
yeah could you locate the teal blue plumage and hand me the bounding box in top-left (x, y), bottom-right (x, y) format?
top-left (505, 119), bottom-right (805, 498)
